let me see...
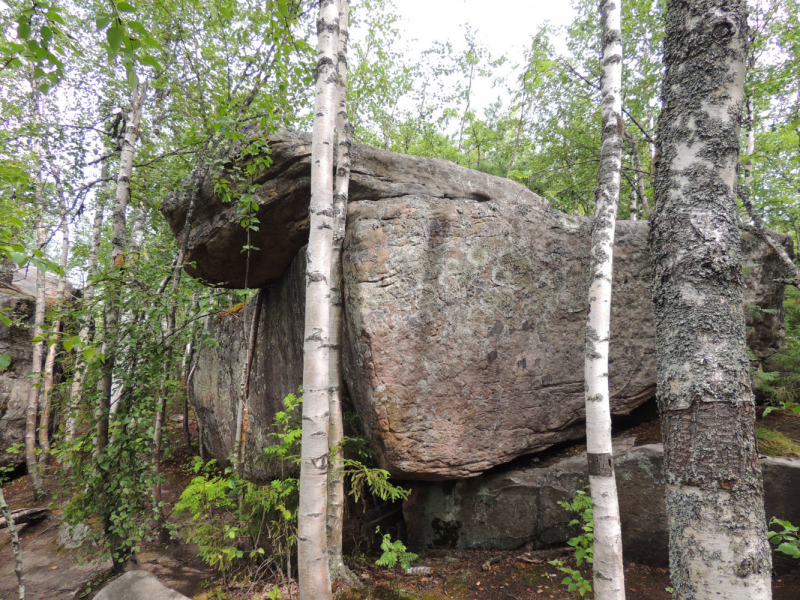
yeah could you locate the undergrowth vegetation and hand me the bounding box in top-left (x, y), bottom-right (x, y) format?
top-left (174, 391), bottom-right (411, 585)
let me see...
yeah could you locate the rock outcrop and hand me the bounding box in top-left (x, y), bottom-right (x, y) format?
top-left (171, 131), bottom-right (791, 480)
top-left (191, 250), bottom-right (305, 481)
top-left (0, 287), bottom-right (35, 470)
top-left (94, 571), bottom-right (190, 600)
top-left (402, 439), bottom-right (800, 572)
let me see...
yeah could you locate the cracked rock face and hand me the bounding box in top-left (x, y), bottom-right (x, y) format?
top-left (170, 131), bottom-right (789, 480)
top-left (0, 288), bottom-right (35, 471)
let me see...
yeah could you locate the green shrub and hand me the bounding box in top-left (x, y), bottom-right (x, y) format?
top-left (549, 489), bottom-right (593, 597)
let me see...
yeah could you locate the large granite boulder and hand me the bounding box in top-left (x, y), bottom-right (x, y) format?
top-left (191, 249), bottom-right (305, 481)
top-left (174, 131), bottom-right (790, 480)
top-left (402, 439), bottom-right (800, 572)
top-left (0, 287), bottom-right (35, 470)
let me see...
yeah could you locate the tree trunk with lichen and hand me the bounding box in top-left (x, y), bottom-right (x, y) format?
top-left (650, 2), bottom-right (772, 598)
top-left (327, 0), bottom-right (359, 589)
top-left (298, 2), bottom-right (339, 598)
top-left (584, 1), bottom-right (626, 598)
top-left (0, 487), bottom-right (24, 599)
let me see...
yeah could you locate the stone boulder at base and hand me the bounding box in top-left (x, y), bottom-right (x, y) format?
top-left (0, 287), bottom-right (35, 470)
top-left (94, 571), bottom-right (190, 600)
top-left (171, 130), bottom-right (791, 480)
top-left (402, 438), bottom-right (800, 572)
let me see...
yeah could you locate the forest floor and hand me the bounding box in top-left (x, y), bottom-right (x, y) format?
top-left (2, 407), bottom-right (799, 600)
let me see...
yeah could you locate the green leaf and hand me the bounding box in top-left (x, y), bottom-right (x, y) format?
top-left (17, 22), bottom-right (30, 40)
top-left (0, 354), bottom-right (11, 371)
top-left (47, 10), bottom-right (67, 26)
top-left (125, 62), bottom-right (138, 90)
top-left (777, 542), bottom-right (800, 558)
top-left (107, 26), bottom-right (123, 49)
top-left (63, 336), bottom-right (80, 352)
top-left (116, 1), bottom-right (138, 13)
top-left (83, 347), bottom-right (97, 362)
top-left (140, 55), bottom-right (162, 70)
top-left (96, 14), bottom-right (111, 30)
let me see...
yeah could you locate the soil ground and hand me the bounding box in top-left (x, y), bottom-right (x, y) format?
top-left (2, 409), bottom-right (799, 600)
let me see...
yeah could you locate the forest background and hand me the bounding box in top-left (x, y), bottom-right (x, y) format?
top-left (1, 0), bottom-right (799, 588)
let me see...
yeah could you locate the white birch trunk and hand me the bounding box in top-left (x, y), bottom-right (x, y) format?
top-left (327, 0), bottom-right (357, 587)
top-left (98, 83), bottom-right (147, 575)
top-left (38, 225), bottom-right (69, 466)
top-left (584, 0), bottom-right (626, 598)
top-left (26, 86), bottom-right (46, 500)
top-left (66, 190), bottom-right (105, 442)
top-left (651, 2), bottom-right (772, 597)
top-left (0, 487), bottom-right (25, 599)
top-left (97, 83), bottom-right (147, 456)
top-left (298, 2), bottom-right (339, 598)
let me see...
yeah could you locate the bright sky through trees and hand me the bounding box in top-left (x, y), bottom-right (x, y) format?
top-left (380, 0), bottom-right (576, 112)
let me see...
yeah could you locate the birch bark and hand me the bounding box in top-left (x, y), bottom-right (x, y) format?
top-left (66, 181), bottom-right (104, 442)
top-left (650, 2), bottom-right (772, 597)
top-left (327, 0), bottom-right (358, 587)
top-left (97, 83), bottom-right (147, 460)
top-left (25, 86), bottom-right (46, 500)
top-left (298, 2), bottom-right (339, 598)
top-left (97, 83), bottom-right (147, 574)
top-left (0, 487), bottom-right (24, 599)
top-left (38, 224), bottom-right (68, 466)
top-left (583, 1), bottom-right (626, 598)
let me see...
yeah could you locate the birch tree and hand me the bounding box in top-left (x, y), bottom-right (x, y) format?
top-left (583, 0), bottom-right (626, 597)
top-left (298, 1), bottom-right (339, 598)
top-left (25, 84), bottom-right (47, 501)
top-left (650, 1), bottom-right (773, 597)
top-left (327, 0), bottom-right (358, 587)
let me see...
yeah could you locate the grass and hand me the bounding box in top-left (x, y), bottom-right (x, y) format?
top-left (757, 426), bottom-right (800, 458)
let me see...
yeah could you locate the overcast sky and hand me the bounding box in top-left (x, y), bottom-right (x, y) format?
top-left (372, 0), bottom-right (578, 112)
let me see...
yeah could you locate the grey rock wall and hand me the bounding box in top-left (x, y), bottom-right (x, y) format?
top-left (403, 440), bottom-right (800, 572)
top-left (174, 131), bottom-right (790, 481)
top-left (0, 288), bottom-right (35, 470)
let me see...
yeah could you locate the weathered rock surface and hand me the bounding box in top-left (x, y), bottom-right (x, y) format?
top-left (175, 131), bottom-right (790, 480)
top-left (161, 129), bottom-right (539, 289)
top-left (403, 440), bottom-right (800, 571)
top-left (0, 287), bottom-right (34, 470)
top-left (94, 571), bottom-right (190, 600)
top-left (191, 249), bottom-right (305, 481)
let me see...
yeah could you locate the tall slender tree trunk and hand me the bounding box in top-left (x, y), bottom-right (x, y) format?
top-left (327, 0), bottom-right (358, 588)
top-left (234, 289), bottom-right (264, 477)
top-left (26, 87), bottom-right (46, 501)
top-left (38, 225), bottom-right (69, 466)
top-left (650, 2), bottom-right (772, 598)
top-left (97, 83), bottom-right (147, 461)
top-left (298, 2), bottom-right (339, 598)
top-left (630, 138), bottom-right (651, 219)
top-left (98, 83), bottom-right (147, 575)
top-left (584, 1), bottom-right (626, 598)
top-left (0, 487), bottom-right (25, 599)
top-left (66, 189), bottom-right (104, 443)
